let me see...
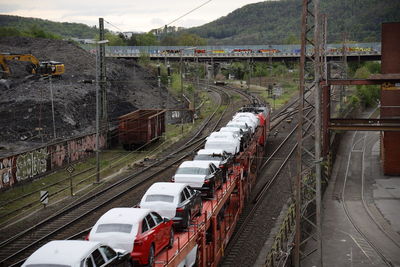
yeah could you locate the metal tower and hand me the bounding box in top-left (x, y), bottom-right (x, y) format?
top-left (294, 0), bottom-right (325, 266)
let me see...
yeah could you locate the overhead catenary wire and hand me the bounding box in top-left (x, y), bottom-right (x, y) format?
top-left (104, 19), bottom-right (127, 37)
top-left (164, 0), bottom-right (213, 27)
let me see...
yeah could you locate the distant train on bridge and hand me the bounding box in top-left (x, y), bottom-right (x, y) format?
top-left (162, 48), bottom-right (282, 55)
top-left (86, 42), bottom-right (381, 57)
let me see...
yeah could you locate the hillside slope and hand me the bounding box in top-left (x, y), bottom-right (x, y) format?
top-left (188, 0), bottom-right (400, 45)
top-left (0, 37), bottom-right (176, 155)
top-left (0, 15), bottom-right (98, 39)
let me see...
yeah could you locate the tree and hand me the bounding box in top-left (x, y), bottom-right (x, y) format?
top-left (177, 33), bottom-right (207, 46)
top-left (104, 32), bottom-right (126, 46)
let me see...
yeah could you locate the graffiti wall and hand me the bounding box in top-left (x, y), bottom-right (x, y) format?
top-left (0, 133), bottom-right (106, 190)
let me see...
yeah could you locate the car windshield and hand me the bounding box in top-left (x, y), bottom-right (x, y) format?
top-left (176, 167), bottom-right (208, 175)
top-left (145, 194), bottom-right (174, 203)
top-left (194, 155), bottom-right (222, 161)
top-left (96, 223), bottom-right (133, 234)
top-left (25, 265), bottom-right (70, 267)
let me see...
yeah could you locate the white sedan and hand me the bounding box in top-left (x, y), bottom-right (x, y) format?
top-left (22, 240), bottom-right (130, 267)
top-left (140, 182), bottom-right (202, 229)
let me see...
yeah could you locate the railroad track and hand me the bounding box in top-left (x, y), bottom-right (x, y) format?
top-left (341, 128), bottom-right (400, 267)
top-left (0, 84), bottom-right (252, 266)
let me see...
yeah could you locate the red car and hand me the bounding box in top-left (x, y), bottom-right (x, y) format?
top-left (88, 208), bottom-right (174, 266)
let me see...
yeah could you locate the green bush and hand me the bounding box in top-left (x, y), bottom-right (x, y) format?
top-left (353, 63), bottom-right (380, 107)
top-left (0, 26), bottom-right (22, 37)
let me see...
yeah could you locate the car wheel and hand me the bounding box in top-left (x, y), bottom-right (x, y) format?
top-left (147, 245), bottom-right (155, 267)
top-left (168, 228), bottom-right (174, 248)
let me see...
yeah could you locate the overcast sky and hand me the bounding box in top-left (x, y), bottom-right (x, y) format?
top-left (0, 0), bottom-right (267, 32)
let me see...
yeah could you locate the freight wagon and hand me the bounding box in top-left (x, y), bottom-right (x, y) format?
top-left (153, 104), bottom-right (270, 267)
top-left (118, 109), bottom-right (166, 150)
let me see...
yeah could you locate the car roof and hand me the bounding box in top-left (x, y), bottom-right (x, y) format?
top-left (233, 117), bottom-right (254, 123)
top-left (208, 132), bottom-right (237, 139)
top-left (227, 120), bottom-right (248, 126)
top-left (23, 240), bottom-right (101, 265)
top-left (197, 148), bottom-right (225, 155)
top-left (235, 112), bottom-right (257, 118)
top-left (179, 160), bottom-right (212, 168)
top-left (97, 208), bottom-right (150, 225)
top-left (145, 182), bottom-right (186, 196)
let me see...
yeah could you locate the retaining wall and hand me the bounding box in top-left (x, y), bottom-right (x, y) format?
top-left (0, 133), bottom-right (106, 190)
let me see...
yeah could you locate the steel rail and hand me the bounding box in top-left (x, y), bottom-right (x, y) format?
top-left (341, 132), bottom-right (396, 267)
top-left (221, 104), bottom-right (315, 265)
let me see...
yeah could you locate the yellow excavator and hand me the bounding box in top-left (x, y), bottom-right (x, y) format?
top-left (0, 53), bottom-right (65, 78)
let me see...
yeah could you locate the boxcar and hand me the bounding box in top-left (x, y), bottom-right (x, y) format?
top-left (118, 109), bottom-right (166, 150)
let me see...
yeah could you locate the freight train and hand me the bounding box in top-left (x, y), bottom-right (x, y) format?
top-left (23, 103), bottom-right (270, 267)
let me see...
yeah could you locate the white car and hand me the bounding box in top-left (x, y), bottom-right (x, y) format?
top-left (226, 120), bottom-right (252, 135)
top-left (219, 126), bottom-right (242, 136)
top-left (207, 131), bottom-right (240, 142)
top-left (22, 240), bottom-right (131, 267)
top-left (194, 149), bottom-right (234, 181)
top-left (173, 161), bottom-right (223, 198)
top-left (140, 182), bottom-right (202, 229)
top-left (232, 117), bottom-right (256, 133)
top-left (205, 134), bottom-right (241, 155)
top-left (233, 112), bottom-right (260, 127)
top-left (219, 126), bottom-right (251, 150)
top-left (194, 148), bottom-right (226, 167)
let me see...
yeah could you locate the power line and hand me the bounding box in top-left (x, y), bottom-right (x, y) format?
top-left (165, 0), bottom-right (213, 27)
top-left (104, 19), bottom-right (127, 37)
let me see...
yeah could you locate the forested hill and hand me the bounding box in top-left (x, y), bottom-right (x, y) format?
top-left (0, 15), bottom-right (98, 39)
top-left (188, 0), bottom-right (400, 45)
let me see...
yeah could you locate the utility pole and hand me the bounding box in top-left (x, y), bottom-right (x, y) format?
top-left (49, 75), bottom-right (56, 139)
top-left (95, 41), bottom-right (101, 184)
top-left (295, 0), bottom-right (323, 266)
top-left (340, 32), bottom-right (348, 112)
top-left (157, 61), bottom-right (161, 88)
top-left (180, 50), bottom-right (184, 103)
top-left (167, 61), bottom-right (171, 87)
top-left (166, 61), bottom-right (171, 110)
top-left (95, 18), bottom-right (108, 184)
top-left (99, 18), bottom-right (107, 132)
top-left (194, 54), bottom-right (199, 123)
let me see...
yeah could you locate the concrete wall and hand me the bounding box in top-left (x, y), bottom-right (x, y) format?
top-left (0, 133), bottom-right (106, 190)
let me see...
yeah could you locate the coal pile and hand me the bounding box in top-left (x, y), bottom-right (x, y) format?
top-left (0, 36), bottom-right (176, 155)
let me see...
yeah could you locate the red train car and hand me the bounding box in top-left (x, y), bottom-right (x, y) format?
top-left (118, 109), bottom-right (166, 150)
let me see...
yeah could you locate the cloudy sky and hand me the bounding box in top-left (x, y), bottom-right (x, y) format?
top-left (0, 0), bottom-right (266, 32)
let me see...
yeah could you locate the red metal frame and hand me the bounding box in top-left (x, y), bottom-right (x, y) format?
top-left (322, 23), bottom-right (400, 176)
